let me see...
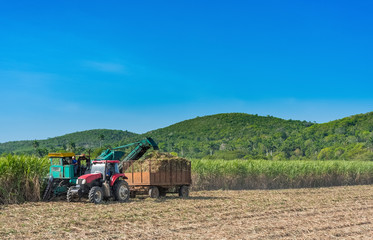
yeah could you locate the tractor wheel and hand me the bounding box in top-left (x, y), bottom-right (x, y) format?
top-left (149, 186), bottom-right (160, 198)
top-left (179, 185), bottom-right (189, 198)
top-left (88, 186), bottom-right (104, 204)
top-left (113, 180), bottom-right (130, 202)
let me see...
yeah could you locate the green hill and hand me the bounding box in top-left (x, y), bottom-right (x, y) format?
top-left (0, 129), bottom-right (138, 155)
top-left (127, 113), bottom-right (314, 159)
top-left (132, 112), bottom-right (373, 160)
top-left (281, 112), bottom-right (373, 160)
top-left (1, 112), bottom-right (373, 160)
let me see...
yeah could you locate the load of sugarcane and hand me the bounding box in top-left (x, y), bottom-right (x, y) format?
top-left (125, 151), bottom-right (190, 173)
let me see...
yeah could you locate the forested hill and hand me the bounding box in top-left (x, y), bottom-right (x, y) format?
top-left (2, 112), bottom-right (373, 160)
top-left (130, 113), bottom-right (314, 159)
top-left (131, 112), bottom-right (373, 160)
top-left (0, 129), bottom-right (138, 155)
top-left (281, 112), bottom-right (373, 160)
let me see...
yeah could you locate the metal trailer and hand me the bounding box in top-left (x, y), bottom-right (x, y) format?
top-left (124, 159), bottom-right (192, 198)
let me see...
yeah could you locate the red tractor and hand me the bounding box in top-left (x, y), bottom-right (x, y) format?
top-left (67, 138), bottom-right (159, 204)
top-left (67, 160), bottom-right (129, 204)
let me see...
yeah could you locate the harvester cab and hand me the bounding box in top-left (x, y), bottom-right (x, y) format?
top-left (42, 152), bottom-right (91, 201)
top-left (67, 137), bottom-right (159, 204)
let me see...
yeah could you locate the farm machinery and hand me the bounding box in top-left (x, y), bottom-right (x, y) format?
top-left (67, 137), bottom-right (159, 204)
top-left (42, 152), bottom-right (90, 200)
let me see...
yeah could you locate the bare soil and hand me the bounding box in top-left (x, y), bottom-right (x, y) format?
top-left (1, 185), bottom-right (373, 239)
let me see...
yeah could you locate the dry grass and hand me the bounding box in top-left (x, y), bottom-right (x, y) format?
top-left (1, 185), bottom-right (373, 239)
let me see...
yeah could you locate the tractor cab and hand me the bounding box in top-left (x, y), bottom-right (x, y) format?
top-left (91, 160), bottom-right (120, 177)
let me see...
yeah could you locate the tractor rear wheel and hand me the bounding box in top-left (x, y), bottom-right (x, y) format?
top-left (179, 185), bottom-right (189, 198)
top-left (149, 186), bottom-right (160, 198)
top-left (114, 180), bottom-right (130, 202)
top-left (89, 186), bottom-right (104, 204)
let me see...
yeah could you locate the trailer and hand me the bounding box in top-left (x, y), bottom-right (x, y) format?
top-left (124, 159), bottom-right (191, 198)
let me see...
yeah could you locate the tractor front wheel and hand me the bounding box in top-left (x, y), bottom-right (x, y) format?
top-left (114, 180), bottom-right (130, 202)
top-left (89, 186), bottom-right (103, 204)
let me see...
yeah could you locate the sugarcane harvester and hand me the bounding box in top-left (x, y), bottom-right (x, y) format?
top-left (42, 153), bottom-right (91, 201)
top-left (67, 138), bottom-right (159, 204)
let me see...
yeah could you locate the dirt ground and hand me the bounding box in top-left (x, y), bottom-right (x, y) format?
top-left (1, 185), bottom-right (373, 239)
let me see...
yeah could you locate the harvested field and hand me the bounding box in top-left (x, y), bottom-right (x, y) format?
top-left (1, 185), bottom-right (373, 239)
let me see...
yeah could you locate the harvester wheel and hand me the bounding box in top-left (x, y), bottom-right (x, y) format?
top-left (42, 176), bottom-right (54, 201)
top-left (42, 183), bottom-right (53, 201)
top-left (114, 180), bottom-right (130, 202)
top-left (179, 185), bottom-right (189, 198)
top-left (66, 187), bottom-right (75, 202)
top-left (149, 186), bottom-right (160, 198)
top-left (89, 186), bottom-right (103, 204)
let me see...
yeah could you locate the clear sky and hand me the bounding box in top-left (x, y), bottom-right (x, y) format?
top-left (0, 1), bottom-right (372, 142)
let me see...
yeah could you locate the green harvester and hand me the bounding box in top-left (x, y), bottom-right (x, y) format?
top-left (43, 152), bottom-right (90, 200)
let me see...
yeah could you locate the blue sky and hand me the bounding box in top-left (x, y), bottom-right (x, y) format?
top-left (0, 1), bottom-right (373, 142)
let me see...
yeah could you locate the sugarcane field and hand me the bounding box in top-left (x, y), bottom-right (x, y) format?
top-left (1, 146), bottom-right (373, 239)
top-left (2, 1), bottom-right (373, 239)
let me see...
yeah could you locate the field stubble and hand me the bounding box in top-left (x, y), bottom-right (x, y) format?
top-left (1, 185), bottom-right (373, 239)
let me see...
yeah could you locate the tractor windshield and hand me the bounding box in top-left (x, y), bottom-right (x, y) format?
top-left (91, 163), bottom-right (106, 175)
top-left (114, 163), bottom-right (119, 174)
top-left (107, 163), bottom-right (119, 174)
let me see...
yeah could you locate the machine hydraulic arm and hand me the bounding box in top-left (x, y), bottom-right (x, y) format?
top-left (96, 137), bottom-right (159, 170)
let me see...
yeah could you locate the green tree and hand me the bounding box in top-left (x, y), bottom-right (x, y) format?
top-left (68, 141), bottom-right (76, 152)
top-left (99, 134), bottom-right (105, 148)
top-left (32, 140), bottom-right (39, 155)
top-left (318, 147), bottom-right (334, 160)
top-left (32, 140), bottom-right (39, 150)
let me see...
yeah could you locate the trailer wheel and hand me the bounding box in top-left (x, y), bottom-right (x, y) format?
top-left (149, 186), bottom-right (160, 198)
top-left (159, 188), bottom-right (167, 197)
top-left (89, 186), bottom-right (103, 204)
top-left (179, 185), bottom-right (189, 198)
top-left (114, 180), bottom-right (130, 202)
